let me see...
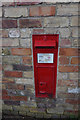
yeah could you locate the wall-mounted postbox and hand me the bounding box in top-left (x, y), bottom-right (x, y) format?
top-left (32, 34), bottom-right (59, 98)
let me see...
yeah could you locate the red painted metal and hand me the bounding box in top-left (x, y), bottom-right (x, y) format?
top-left (32, 34), bottom-right (59, 98)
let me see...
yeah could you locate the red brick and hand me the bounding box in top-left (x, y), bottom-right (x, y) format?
top-left (60, 39), bottom-right (72, 47)
top-left (7, 84), bottom-right (24, 90)
top-left (2, 2), bottom-right (15, 6)
top-left (19, 19), bottom-right (42, 28)
top-left (11, 96), bottom-right (27, 101)
top-left (2, 95), bottom-right (11, 100)
top-left (66, 99), bottom-right (80, 104)
top-left (33, 29), bottom-right (44, 34)
top-left (2, 20), bottom-right (17, 28)
top-left (59, 48), bottom-right (79, 56)
top-left (29, 6), bottom-right (55, 16)
top-left (2, 90), bottom-right (8, 95)
top-left (4, 71), bottom-right (23, 78)
top-left (22, 57), bottom-right (32, 64)
top-left (71, 57), bottom-right (80, 64)
top-left (58, 66), bottom-right (78, 72)
top-left (58, 80), bottom-right (77, 87)
top-left (59, 57), bottom-right (69, 64)
top-left (16, 1), bottom-right (41, 6)
top-left (11, 48), bottom-right (31, 56)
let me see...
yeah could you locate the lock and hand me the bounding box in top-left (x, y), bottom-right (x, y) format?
top-left (32, 34), bottom-right (59, 98)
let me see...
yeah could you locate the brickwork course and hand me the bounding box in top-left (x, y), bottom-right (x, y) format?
top-left (1, 1), bottom-right (80, 119)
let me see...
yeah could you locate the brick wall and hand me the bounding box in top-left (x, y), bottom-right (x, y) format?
top-left (1, 2), bottom-right (79, 119)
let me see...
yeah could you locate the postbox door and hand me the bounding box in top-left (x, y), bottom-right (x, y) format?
top-left (37, 67), bottom-right (54, 97)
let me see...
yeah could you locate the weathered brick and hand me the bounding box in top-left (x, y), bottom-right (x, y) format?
top-left (11, 48), bottom-right (31, 56)
top-left (29, 6), bottom-right (55, 16)
top-left (2, 20), bottom-right (17, 28)
top-left (59, 48), bottom-right (79, 56)
top-left (20, 38), bottom-right (31, 47)
top-left (15, 78), bottom-right (34, 85)
top-left (7, 84), bottom-right (24, 90)
top-left (43, 114), bottom-right (52, 118)
top-left (2, 38), bottom-right (19, 47)
top-left (66, 99), bottom-right (79, 104)
top-left (71, 57), bottom-right (80, 64)
top-left (33, 29), bottom-right (44, 34)
top-left (29, 108), bottom-right (45, 113)
top-left (4, 7), bottom-right (28, 17)
top-left (0, 30), bottom-right (2, 38)
top-left (59, 57), bottom-right (69, 64)
top-left (47, 107), bottom-right (64, 114)
top-left (0, 64), bottom-right (2, 71)
top-left (2, 48), bottom-right (11, 55)
top-left (7, 89), bottom-right (17, 96)
top-left (72, 27), bottom-right (79, 37)
top-left (19, 111), bottom-right (27, 116)
top-left (22, 57), bottom-right (32, 64)
top-left (70, 16), bottom-right (79, 26)
top-left (58, 73), bottom-right (68, 80)
top-left (58, 66), bottom-right (78, 72)
top-left (13, 105), bottom-right (28, 112)
top-left (0, 19), bottom-right (2, 28)
top-left (57, 93), bottom-right (78, 99)
top-left (60, 39), bottom-right (72, 47)
top-left (4, 101), bottom-right (20, 105)
top-left (9, 29), bottom-right (20, 38)
top-left (4, 71), bottom-right (23, 78)
top-left (11, 96), bottom-right (27, 101)
top-left (69, 73), bottom-right (78, 80)
top-left (2, 104), bottom-right (12, 111)
top-left (59, 28), bottom-right (71, 38)
top-left (58, 80), bottom-right (78, 87)
top-left (13, 64), bottom-right (32, 71)
top-left (0, 52), bottom-right (1, 59)
top-left (2, 30), bottom-right (8, 38)
top-left (44, 17), bottom-right (69, 27)
top-left (2, 56), bottom-right (21, 64)
top-left (2, 84), bottom-right (6, 89)
top-left (20, 28), bottom-right (31, 38)
top-left (44, 28), bottom-right (70, 38)
top-left (23, 71), bottom-right (33, 78)
top-left (57, 86), bottom-right (68, 92)
top-left (72, 38), bottom-right (80, 47)
top-left (19, 19), bottom-right (42, 28)
top-left (3, 64), bottom-right (13, 71)
top-left (36, 113), bottom-right (44, 118)
top-left (57, 4), bottom-right (78, 16)
top-left (0, 7), bottom-right (2, 17)
top-left (0, 2), bottom-right (2, 6)
top-left (2, 77), bottom-right (15, 84)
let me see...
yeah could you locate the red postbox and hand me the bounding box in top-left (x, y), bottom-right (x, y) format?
top-left (32, 34), bottom-right (59, 98)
